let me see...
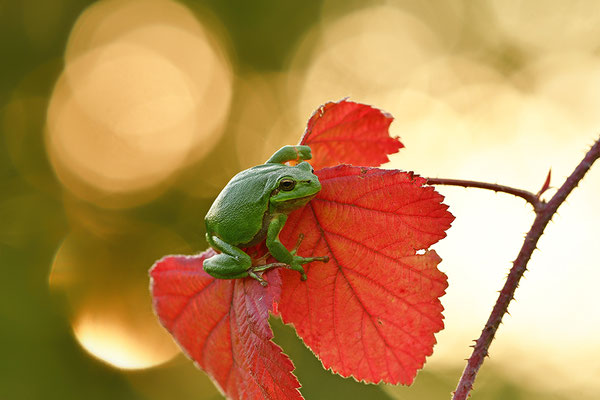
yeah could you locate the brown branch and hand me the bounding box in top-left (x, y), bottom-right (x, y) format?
top-left (447, 137), bottom-right (600, 400)
top-left (425, 178), bottom-right (544, 212)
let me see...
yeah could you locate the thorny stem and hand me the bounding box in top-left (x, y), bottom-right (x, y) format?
top-left (425, 178), bottom-right (544, 212)
top-left (429, 137), bottom-right (600, 400)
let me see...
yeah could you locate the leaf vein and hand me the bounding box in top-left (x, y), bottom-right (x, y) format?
top-left (171, 278), bottom-right (218, 328)
top-left (308, 203), bottom-right (346, 372)
top-left (236, 281), bottom-right (273, 400)
top-left (322, 229), bottom-right (446, 286)
top-left (310, 204), bottom-right (413, 379)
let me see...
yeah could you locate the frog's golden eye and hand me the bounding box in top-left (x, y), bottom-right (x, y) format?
top-left (279, 179), bottom-right (296, 191)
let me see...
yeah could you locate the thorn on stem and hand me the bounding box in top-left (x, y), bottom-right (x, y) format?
top-left (536, 168), bottom-right (552, 198)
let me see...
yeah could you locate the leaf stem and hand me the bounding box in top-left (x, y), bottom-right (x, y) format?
top-left (448, 137), bottom-right (600, 400)
top-left (425, 178), bottom-right (544, 212)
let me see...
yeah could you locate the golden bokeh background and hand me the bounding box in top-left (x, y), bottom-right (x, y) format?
top-left (2, 0), bottom-right (599, 399)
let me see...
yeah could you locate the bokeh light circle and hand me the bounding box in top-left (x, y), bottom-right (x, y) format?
top-left (46, 0), bottom-right (232, 208)
top-left (49, 226), bottom-right (192, 370)
top-left (290, 5), bottom-right (442, 122)
top-left (72, 305), bottom-right (177, 370)
top-left (489, 0), bottom-right (600, 53)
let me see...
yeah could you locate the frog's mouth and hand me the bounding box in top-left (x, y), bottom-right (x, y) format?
top-left (272, 192), bottom-right (317, 212)
top-left (293, 193), bottom-right (318, 207)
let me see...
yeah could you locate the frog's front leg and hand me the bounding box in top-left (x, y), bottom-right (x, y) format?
top-left (266, 145), bottom-right (312, 164)
top-left (266, 214), bottom-right (329, 280)
top-left (204, 234), bottom-right (268, 285)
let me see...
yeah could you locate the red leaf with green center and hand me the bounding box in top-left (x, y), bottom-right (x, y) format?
top-left (300, 99), bottom-right (403, 170)
top-left (150, 251), bottom-right (302, 400)
top-left (276, 165), bottom-right (453, 385)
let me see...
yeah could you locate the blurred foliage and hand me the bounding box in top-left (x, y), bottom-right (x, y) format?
top-left (1, 0), bottom-right (597, 399)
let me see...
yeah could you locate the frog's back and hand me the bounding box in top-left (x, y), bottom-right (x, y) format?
top-left (205, 164), bottom-right (282, 246)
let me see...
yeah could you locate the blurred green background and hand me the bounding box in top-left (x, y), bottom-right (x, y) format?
top-left (2, 0), bottom-right (599, 399)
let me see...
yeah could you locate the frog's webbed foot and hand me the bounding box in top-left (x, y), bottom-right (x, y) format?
top-left (252, 262), bottom-right (289, 273)
top-left (248, 262), bottom-right (288, 286)
top-left (289, 233), bottom-right (329, 280)
top-left (250, 233), bottom-right (330, 285)
top-left (290, 233), bottom-right (329, 261)
top-left (248, 270), bottom-right (268, 286)
top-left (289, 255), bottom-right (329, 281)
top-left (302, 255), bottom-right (330, 263)
top-left (290, 233), bottom-right (304, 256)
top-left (249, 256), bottom-right (329, 284)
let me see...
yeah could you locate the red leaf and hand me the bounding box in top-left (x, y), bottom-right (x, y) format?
top-left (299, 100), bottom-right (403, 170)
top-left (150, 251), bottom-right (302, 400)
top-left (276, 165), bottom-right (453, 385)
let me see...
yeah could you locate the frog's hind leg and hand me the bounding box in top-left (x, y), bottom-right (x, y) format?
top-left (204, 235), bottom-right (256, 281)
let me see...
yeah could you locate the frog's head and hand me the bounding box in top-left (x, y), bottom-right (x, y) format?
top-left (270, 161), bottom-right (321, 212)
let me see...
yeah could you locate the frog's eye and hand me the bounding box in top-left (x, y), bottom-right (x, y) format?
top-left (279, 179), bottom-right (296, 191)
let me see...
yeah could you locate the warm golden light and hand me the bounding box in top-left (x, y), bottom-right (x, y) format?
top-left (290, 5), bottom-right (442, 123)
top-left (48, 43), bottom-right (197, 192)
top-left (49, 227), bottom-right (190, 371)
top-left (489, 0), bottom-right (600, 53)
top-left (46, 0), bottom-right (232, 208)
top-left (72, 307), bottom-right (178, 370)
top-left (233, 73), bottom-right (303, 169)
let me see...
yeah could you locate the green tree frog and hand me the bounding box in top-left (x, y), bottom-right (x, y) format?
top-left (204, 145), bottom-right (329, 286)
